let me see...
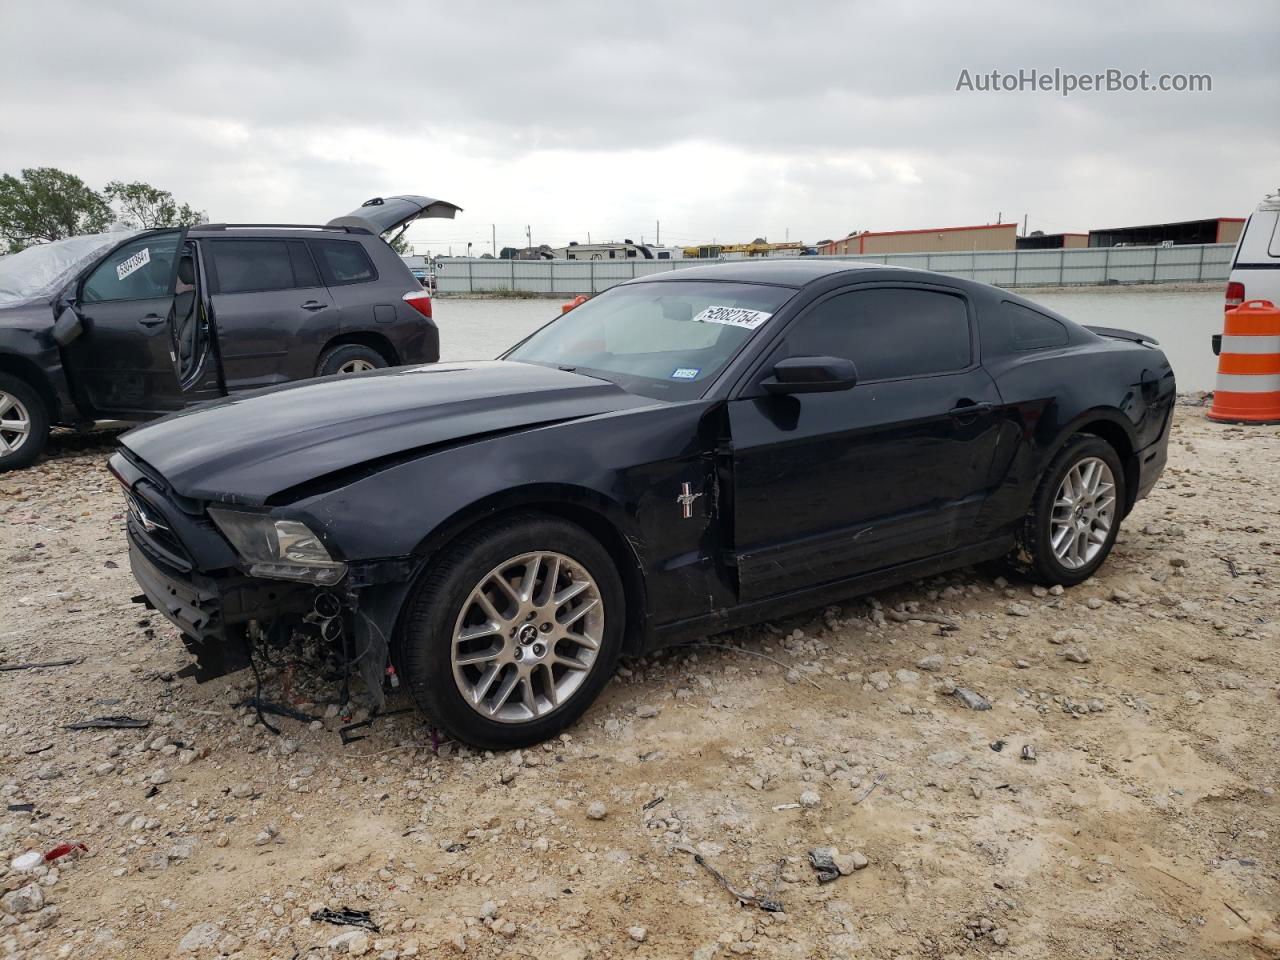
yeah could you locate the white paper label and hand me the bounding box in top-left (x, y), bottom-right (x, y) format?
top-left (116, 247), bottom-right (150, 281)
top-left (692, 305), bottom-right (772, 330)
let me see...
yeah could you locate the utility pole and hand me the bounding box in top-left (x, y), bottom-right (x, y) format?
top-left (491, 224), bottom-right (496, 257)
top-left (1022, 213), bottom-right (1028, 236)
top-left (526, 225), bottom-right (532, 250)
top-left (656, 220), bottom-right (660, 245)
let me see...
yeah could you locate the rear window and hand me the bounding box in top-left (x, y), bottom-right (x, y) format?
top-left (310, 239), bottom-right (378, 285)
top-left (1003, 301), bottom-right (1069, 350)
top-left (210, 239), bottom-right (319, 294)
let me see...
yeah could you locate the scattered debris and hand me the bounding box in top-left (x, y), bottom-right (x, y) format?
top-left (44, 842), bottom-right (88, 862)
top-left (1021, 744), bottom-right (1038, 762)
top-left (808, 847), bottom-right (840, 884)
top-left (886, 610), bottom-right (958, 628)
top-left (990, 740), bottom-right (1006, 752)
top-left (0, 658), bottom-right (81, 672)
top-left (852, 772), bottom-right (887, 805)
top-left (953, 687), bottom-right (992, 710)
top-left (309, 908), bottom-right (379, 932)
top-left (692, 853), bottom-right (784, 912)
top-left (678, 643), bottom-right (821, 689)
top-left (64, 715), bottom-right (150, 730)
top-left (6, 803), bottom-right (35, 813)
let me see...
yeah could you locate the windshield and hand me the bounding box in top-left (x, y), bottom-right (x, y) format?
top-left (0, 231), bottom-right (145, 308)
top-left (505, 280), bottom-right (795, 399)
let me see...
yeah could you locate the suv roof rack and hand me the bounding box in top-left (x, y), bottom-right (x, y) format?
top-left (190, 223), bottom-right (373, 235)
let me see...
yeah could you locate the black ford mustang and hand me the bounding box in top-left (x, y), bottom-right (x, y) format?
top-left (111, 260), bottom-right (1175, 748)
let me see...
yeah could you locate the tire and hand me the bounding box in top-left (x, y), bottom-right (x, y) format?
top-left (0, 374), bottom-right (50, 473)
top-left (315, 344), bottom-right (388, 377)
top-left (1013, 434), bottom-right (1126, 587)
top-left (398, 514), bottom-right (626, 749)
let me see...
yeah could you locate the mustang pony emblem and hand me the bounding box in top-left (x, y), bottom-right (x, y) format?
top-left (676, 482), bottom-right (703, 519)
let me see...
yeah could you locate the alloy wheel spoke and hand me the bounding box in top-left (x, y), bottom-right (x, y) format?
top-left (454, 644), bottom-right (502, 667)
top-left (471, 663), bottom-right (503, 704)
top-left (554, 579), bottom-right (591, 607)
top-left (514, 555), bottom-right (540, 604)
top-left (540, 664), bottom-right (559, 708)
top-left (488, 670), bottom-right (521, 715)
top-left (474, 589), bottom-right (510, 625)
top-left (0, 395), bottom-right (13, 418)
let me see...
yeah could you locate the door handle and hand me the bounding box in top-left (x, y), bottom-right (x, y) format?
top-left (137, 315), bottom-right (166, 328)
top-left (948, 401), bottom-right (993, 418)
top-left (300, 300), bottom-right (328, 311)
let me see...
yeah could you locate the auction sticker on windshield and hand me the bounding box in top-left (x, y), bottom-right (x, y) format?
top-left (116, 247), bottom-right (151, 281)
top-left (692, 305), bottom-right (772, 330)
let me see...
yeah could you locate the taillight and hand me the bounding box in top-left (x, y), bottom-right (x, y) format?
top-left (403, 289), bottom-right (432, 320)
top-left (1225, 281), bottom-right (1245, 312)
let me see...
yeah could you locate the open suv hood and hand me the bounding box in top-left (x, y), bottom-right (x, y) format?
top-left (118, 361), bottom-right (652, 505)
top-left (327, 195), bottom-right (462, 236)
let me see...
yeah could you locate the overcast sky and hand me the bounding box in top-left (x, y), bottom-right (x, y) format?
top-left (2, 1), bottom-right (1277, 254)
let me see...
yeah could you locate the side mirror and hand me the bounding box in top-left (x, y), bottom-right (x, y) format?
top-left (762, 356), bottom-right (858, 395)
top-left (52, 299), bottom-right (84, 347)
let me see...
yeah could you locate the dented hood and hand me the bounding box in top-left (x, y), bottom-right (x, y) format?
top-left (119, 361), bottom-right (651, 504)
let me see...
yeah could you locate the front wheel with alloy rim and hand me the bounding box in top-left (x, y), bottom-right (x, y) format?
top-left (0, 374), bottom-right (50, 473)
top-left (1014, 434), bottom-right (1126, 587)
top-left (398, 515), bottom-right (625, 749)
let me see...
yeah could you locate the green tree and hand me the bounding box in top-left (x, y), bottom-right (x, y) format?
top-left (0, 167), bottom-right (113, 252)
top-left (104, 180), bottom-right (206, 229)
top-left (387, 233), bottom-right (411, 255)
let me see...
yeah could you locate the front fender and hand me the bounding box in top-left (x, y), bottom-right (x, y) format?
top-left (0, 318), bottom-right (78, 423)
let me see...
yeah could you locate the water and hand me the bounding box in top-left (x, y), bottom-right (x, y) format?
top-left (435, 286), bottom-right (1224, 391)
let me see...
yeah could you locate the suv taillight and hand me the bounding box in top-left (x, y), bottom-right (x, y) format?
top-left (403, 289), bottom-right (432, 320)
top-left (1225, 281), bottom-right (1245, 311)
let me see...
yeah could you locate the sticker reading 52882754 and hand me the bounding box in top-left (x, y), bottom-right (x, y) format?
top-left (692, 305), bottom-right (773, 330)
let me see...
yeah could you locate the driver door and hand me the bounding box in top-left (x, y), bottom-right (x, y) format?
top-left (728, 283), bottom-right (1004, 601)
top-left (67, 230), bottom-right (188, 416)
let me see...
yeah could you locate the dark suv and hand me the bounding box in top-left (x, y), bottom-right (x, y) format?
top-left (0, 195), bottom-right (460, 471)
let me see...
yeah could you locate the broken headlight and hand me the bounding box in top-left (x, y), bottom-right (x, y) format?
top-left (207, 508), bottom-right (347, 586)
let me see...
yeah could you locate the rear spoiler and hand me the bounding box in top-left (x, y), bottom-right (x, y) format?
top-left (1085, 325), bottom-right (1160, 346)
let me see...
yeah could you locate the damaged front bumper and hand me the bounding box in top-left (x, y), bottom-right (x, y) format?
top-left (116, 453), bottom-right (419, 704)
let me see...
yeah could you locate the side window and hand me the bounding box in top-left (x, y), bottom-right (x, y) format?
top-left (783, 287), bottom-right (972, 381)
top-left (1002, 300), bottom-right (1068, 350)
top-left (210, 239), bottom-right (320, 294)
top-left (309, 239), bottom-right (377, 285)
top-left (81, 232), bottom-right (181, 303)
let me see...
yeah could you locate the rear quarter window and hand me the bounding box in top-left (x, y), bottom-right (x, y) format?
top-left (209, 239), bottom-right (319, 293)
top-left (310, 239), bottom-right (378, 286)
top-left (1002, 300), bottom-right (1069, 351)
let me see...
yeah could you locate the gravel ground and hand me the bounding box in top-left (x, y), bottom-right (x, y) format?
top-left (0, 409), bottom-right (1277, 960)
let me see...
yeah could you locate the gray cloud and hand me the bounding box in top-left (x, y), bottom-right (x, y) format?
top-left (2, 0), bottom-right (1276, 252)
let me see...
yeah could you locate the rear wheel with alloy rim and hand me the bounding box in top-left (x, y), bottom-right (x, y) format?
top-left (399, 515), bottom-right (624, 749)
top-left (316, 343), bottom-right (388, 377)
top-left (0, 374), bottom-right (50, 473)
top-left (1014, 434), bottom-right (1126, 587)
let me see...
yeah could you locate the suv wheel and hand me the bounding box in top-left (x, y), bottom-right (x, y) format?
top-left (1014, 434), bottom-right (1126, 587)
top-left (316, 344), bottom-right (388, 377)
top-left (0, 374), bottom-right (50, 473)
top-left (397, 514), bottom-right (625, 749)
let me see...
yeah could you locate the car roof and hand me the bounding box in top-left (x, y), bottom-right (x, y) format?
top-left (631, 258), bottom-right (900, 288)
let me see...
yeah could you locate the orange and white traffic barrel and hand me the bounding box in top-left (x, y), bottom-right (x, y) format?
top-left (1208, 299), bottom-right (1280, 424)
top-left (561, 295), bottom-right (589, 314)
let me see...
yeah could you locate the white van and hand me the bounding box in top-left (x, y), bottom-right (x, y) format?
top-left (1226, 190), bottom-right (1280, 311)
